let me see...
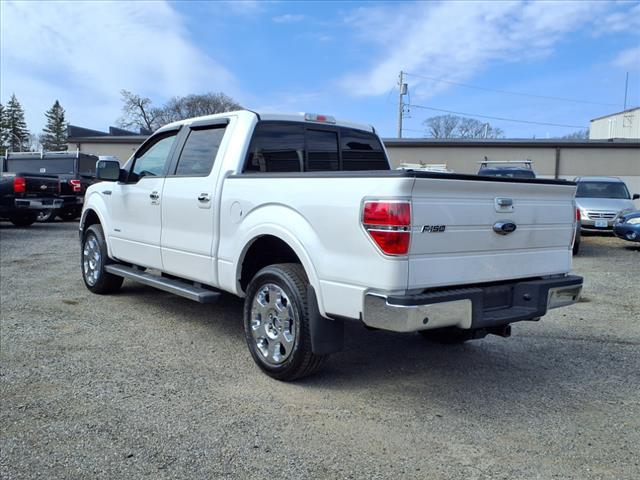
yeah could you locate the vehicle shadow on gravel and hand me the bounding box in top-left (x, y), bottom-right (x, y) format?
top-left (113, 284), bottom-right (623, 415)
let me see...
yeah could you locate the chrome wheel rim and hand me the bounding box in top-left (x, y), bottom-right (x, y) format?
top-left (82, 234), bottom-right (101, 286)
top-left (250, 283), bottom-right (295, 366)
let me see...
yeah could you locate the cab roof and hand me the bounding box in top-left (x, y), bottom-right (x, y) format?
top-left (158, 110), bottom-right (375, 134)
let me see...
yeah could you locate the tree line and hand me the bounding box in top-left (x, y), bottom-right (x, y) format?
top-left (117, 90), bottom-right (242, 132)
top-left (422, 114), bottom-right (588, 139)
top-left (0, 95), bottom-right (68, 155)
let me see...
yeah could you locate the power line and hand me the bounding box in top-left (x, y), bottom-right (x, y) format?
top-left (404, 71), bottom-right (621, 108)
top-left (407, 103), bottom-right (588, 129)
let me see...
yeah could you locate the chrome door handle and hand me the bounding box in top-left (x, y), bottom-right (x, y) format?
top-left (149, 191), bottom-right (160, 200)
top-left (102, 190), bottom-right (112, 195)
top-left (197, 193), bottom-right (210, 202)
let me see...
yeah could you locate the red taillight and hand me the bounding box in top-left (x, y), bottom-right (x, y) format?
top-left (363, 201), bottom-right (411, 226)
top-left (362, 201), bottom-right (411, 256)
top-left (13, 177), bottom-right (26, 193)
top-left (576, 208), bottom-right (581, 221)
top-left (69, 179), bottom-right (81, 192)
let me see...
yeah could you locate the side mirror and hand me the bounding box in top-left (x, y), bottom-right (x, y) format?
top-left (633, 193), bottom-right (639, 200)
top-left (96, 160), bottom-right (121, 181)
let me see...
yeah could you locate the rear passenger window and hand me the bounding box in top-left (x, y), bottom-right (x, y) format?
top-left (340, 128), bottom-right (388, 170)
top-left (245, 124), bottom-right (304, 172)
top-left (78, 157), bottom-right (98, 176)
top-left (174, 127), bottom-right (226, 176)
top-left (306, 129), bottom-right (339, 171)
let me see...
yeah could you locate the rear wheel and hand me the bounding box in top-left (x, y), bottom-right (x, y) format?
top-left (9, 212), bottom-right (38, 227)
top-left (243, 263), bottom-right (326, 381)
top-left (81, 224), bottom-right (123, 294)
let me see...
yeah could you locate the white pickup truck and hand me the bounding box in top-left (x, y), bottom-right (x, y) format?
top-left (80, 110), bottom-right (583, 380)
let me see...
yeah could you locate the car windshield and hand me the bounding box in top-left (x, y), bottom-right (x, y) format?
top-left (576, 181), bottom-right (630, 199)
top-left (6, 158), bottom-right (75, 175)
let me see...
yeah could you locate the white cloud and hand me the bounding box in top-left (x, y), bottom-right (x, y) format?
top-left (0, 0), bottom-right (236, 132)
top-left (612, 46), bottom-right (640, 70)
top-left (593, 3), bottom-right (640, 36)
top-left (273, 13), bottom-right (306, 23)
top-left (340, 1), bottom-right (609, 97)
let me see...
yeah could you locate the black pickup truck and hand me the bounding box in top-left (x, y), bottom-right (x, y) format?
top-left (0, 158), bottom-right (62, 226)
top-left (3, 151), bottom-right (99, 221)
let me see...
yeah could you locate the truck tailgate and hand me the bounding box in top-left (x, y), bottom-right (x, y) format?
top-left (408, 176), bottom-right (577, 289)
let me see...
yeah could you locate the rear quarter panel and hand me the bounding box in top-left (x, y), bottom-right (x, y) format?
top-left (218, 175), bottom-right (413, 318)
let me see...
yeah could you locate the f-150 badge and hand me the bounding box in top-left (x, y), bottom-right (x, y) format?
top-left (422, 225), bottom-right (446, 233)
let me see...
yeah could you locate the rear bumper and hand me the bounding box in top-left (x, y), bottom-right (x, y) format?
top-left (362, 275), bottom-right (583, 333)
top-left (14, 198), bottom-right (64, 210)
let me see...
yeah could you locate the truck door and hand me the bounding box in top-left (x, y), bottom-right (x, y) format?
top-left (160, 120), bottom-right (229, 284)
top-left (109, 129), bottom-right (180, 270)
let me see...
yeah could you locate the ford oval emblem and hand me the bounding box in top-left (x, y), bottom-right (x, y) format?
top-left (493, 221), bottom-right (517, 235)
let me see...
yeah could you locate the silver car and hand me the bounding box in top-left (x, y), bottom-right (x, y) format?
top-left (575, 176), bottom-right (639, 232)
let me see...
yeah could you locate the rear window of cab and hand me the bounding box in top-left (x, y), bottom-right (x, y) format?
top-left (244, 122), bottom-right (389, 173)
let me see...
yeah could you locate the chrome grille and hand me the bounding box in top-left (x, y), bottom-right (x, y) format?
top-left (587, 211), bottom-right (617, 220)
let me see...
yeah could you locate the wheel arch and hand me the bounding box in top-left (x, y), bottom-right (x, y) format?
top-left (234, 227), bottom-right (325, 315)
top-left (79, 196), bottom-right (113, 257)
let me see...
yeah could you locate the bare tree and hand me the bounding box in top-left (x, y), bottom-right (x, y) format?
top-left (155, 93), bottom-right (241, 126)
top-left (118, 91), bottom-right (241, 132)
top-left (423, 114), bottom-right (503, 139)
top-left (424, 114), bottom-right (459, 138)
top-left (117, 90), bottom-right (160, 132)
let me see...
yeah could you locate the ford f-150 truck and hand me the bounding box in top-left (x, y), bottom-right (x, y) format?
top-left (79, 110), bottom-right (583, 380)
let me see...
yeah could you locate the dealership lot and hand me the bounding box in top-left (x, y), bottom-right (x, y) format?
top-left (1, 222), bottom-right (638, 479)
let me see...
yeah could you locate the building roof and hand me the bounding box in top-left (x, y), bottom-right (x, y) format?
top-left (590, 107), bottom-right (640, 122)
top-left (383, 138), bottom-right (640, 148)
top-left (68, 135), bottom-right (148, 144)
top-left (67, 124), bottom-right (149, 144)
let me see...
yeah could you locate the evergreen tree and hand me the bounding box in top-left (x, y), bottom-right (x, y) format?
top-left (4, 94), bottom-right (29, 152)
top-left (0, 103), bottom-right (7, 156)
top-left (41, 100), bottom-right (68, 151)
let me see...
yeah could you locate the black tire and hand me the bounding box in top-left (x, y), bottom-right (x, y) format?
top-left (9, 212), bottom-right (38, 227)
top-left (37, 209), bottom-right (57, 222)
top-left (81, 224), bottom-right (123, 294)
top-left (243, 263), bottom-right (326, 381)
top-left (419, 328), bottom-right (472, 344)
top-left (572, 239), bottom-right (580, 255)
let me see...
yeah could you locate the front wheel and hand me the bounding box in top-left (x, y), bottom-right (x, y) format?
top-left (243, 263), bottom-right (326, 381)
top-left (81, 224), bottom-right (123, 294)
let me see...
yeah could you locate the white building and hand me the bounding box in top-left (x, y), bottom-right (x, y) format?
top-left (590, 107), bottom-right (640, 140)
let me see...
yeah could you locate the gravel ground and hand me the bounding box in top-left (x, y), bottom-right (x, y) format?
top-left (1, 221), bottom-right (639, 479)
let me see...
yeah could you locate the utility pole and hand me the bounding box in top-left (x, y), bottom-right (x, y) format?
top-left (397, 71), bottom-right (407, 138)
top-left (623, 72), bottom-right (629, 110)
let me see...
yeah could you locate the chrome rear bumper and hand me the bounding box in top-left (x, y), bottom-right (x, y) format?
top-left (363, 276), bottom-right (583, 333)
